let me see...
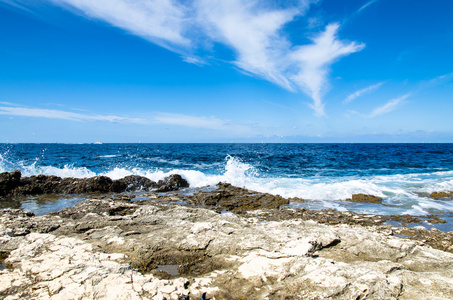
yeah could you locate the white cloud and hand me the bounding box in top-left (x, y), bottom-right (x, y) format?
top-left (193, 0), bottom-right (365, 115)
top-left (50, 0), bottom-right (190, 51)
top-left (343, 82), bottom-right (384, 104)
top-left (0, 104), bottom-right (250, 132)
top-left (290, 23), bottom-right (365, 116)
top-left (358, 0), bottom-right (379, 13)
top-left (0, 105), bottom-right (148, 124)
top-left (153, 112), bottom-right (251, 133)
top-left (182, 56), bottom-right (207, 65)
top-left (307, 17), bottom-right (322, 29)
top-left (3, 0), bottom-right (365, 116)
top-left (0, 0), bottom-right (28, 10)
top-left (0, 101), bottom-right (24, 106)
top-left (153, 113), bottom-right (225, 129)
top-left (368, 94), bottom-right (410, 118)
top-left (194, 0), bottom-right (298, 90)
top-left (420, 72), bottom-right (453, 90)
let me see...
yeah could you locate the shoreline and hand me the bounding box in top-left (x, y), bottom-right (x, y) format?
top-left (1, 196), bottom-right (453, 299)
top-left (1, 170), bottom-right (452, 232)
top-left (1, 173), bottom-right (453, 299)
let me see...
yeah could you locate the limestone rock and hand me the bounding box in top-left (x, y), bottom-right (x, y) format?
top-left (1, 197), bottom-right (453, 299)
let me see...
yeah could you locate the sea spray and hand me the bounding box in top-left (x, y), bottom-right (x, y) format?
top-left (1, 143), bottom-right (453, 217)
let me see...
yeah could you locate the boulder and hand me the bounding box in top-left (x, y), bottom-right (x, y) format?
top-left (192, 182), bottom-right (290, 212)
top-left (111, 175), bottom-right (158, 193)
top-left (0, 169), bottom-right (21, 196)
top-left (346, 193), bottom-right (383, 204)
top-left (156, 174), bottom-right (189, 192)
top-left (429, 191), bottom-right (453, 200)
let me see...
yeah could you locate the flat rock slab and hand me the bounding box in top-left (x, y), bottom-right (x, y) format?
top-left (1, 198), bottom-right (453, 299)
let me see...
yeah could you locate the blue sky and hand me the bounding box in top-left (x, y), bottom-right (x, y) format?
top-left (0, 0), bottom-right (452, 143)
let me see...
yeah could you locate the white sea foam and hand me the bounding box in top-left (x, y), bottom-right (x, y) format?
top-left (101, 167), bottom-right (137, 179)
top-left (99, 154), bottom-right (119, 158)
top-left (23, 165), bottom-right (96, 178)
top-left (0, 155), bottom-right (96, 178)
top-left (146, 157), bottom-right (181, 165)
top-left (116, 155), bottom-right (259, 188)
top-left (2, 154), bottom-right (453, 202)
top-left (2, 153), bottom-right (453, 216)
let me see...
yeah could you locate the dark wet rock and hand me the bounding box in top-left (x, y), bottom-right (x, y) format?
top-left (425, 214), bottom-right (448, 224)
top-left (156, 174), bottom-right (189, 192)
top-left (0, 169), bottom-right (21, 196)
top-left (191, 182), bottom-right (290, 212)
top-left (7, 175), bottom-right (97, 196)
top-left (0, 171), bottom-right (187, 197)
top-left (0, 250), bottom-right (8, 266)
top-left (16, 175), bottom-right (62, 195)
top-left (430, 191), bottom-right (453, 199)
top-left (346, 193), bottom-right (383, 204)
top-left (60, 176), bottom-right (113, 194)
top-left (12, 176), bottom-right (84, 195)
top-left (111, 175), bottom-right (158, 192)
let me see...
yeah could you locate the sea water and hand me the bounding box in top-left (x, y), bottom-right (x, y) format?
top-left (1, 143), bottom-right (453, 226)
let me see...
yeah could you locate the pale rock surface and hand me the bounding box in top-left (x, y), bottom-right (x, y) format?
top-left (1, 199), bottom-right (453, 299)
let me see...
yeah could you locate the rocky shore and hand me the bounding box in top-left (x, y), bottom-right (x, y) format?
top-left (0, 170), bottom-right (189, 197)
top-left (1, 171), bottom-right (453, 299)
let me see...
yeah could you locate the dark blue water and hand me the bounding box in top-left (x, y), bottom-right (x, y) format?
top-left (2, 143), bottom-right (453, 176)
top-left (1, 143), bottom-right (453, 221)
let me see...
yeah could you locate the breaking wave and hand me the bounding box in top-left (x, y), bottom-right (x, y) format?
top-left (2, 143), bottom-right (453, 217)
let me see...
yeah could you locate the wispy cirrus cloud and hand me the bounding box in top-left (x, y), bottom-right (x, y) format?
top-left (153, 112), bottom-right (250, 132)
top-left (194, 0), bottom-right (298, 90)
top-left (0, 104), bottom-right (250, 132)
top-left (347, 94), bottom-right (410, 118)
top-left (1, 0), bottom-right (365, 116)
top-left (50, 0), bottom-right (190, 52)
top-left (347, 73), bottom-right (451, 117)
top-left (0, 105), bottom-right (148, 124)
top-left (343, 82), bottom-right (384, 104)
top-left (369, 94), bottom-right (409, 118)
top-left (418, 72), bottom-right (453, 91)
top-left (0, 0), bottom-right (27, 10)
top-left (358, 0), bottom-right (379, 13)
top-left (291, 23), bottom-right (365, 116)
top-left (194, 1), bottom-right (364, 116)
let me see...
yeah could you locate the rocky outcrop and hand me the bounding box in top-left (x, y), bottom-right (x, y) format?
top-left (0, 233), bottom-right (194, 300)
top-left (1, 198), bottom-right (453, 299)
top-left (156, 174), bottom-right (189, 192)
top-left (111, 175), bottom-right (158, 193)
top-left (430, 191), bottom-right (453, 199)
top-left (0, 171), bottom-right (184, 197)
top-left (346, 193), bottom-right (383, 204)
top-left (0, 170), bottom-right (21, 196)
top-left (191, 182), bottom-right (292, 212)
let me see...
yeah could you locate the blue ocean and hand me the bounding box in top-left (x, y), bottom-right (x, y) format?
top-left (1, 143), bottom-right (453, 228)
